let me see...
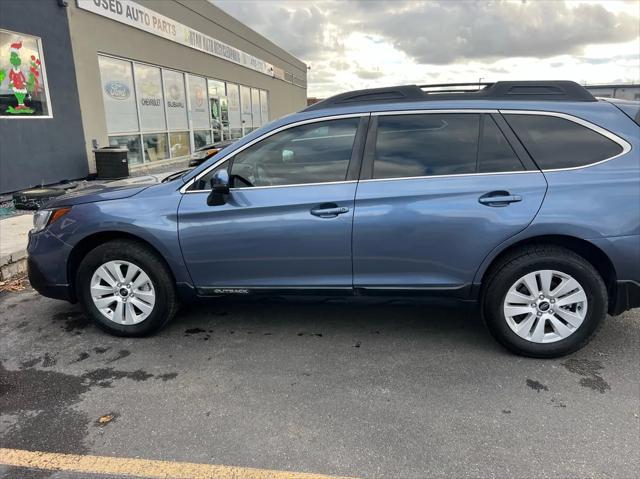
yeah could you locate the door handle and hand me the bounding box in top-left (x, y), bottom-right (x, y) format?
top-left (310, 203), bottom-right (350, 218)
top-left (478, 191), bottom-right (522, 207)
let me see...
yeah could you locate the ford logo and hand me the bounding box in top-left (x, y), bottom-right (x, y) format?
top-left (105, 81), bottom-right (130, 100)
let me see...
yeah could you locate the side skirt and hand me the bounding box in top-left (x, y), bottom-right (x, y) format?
top-left (196, 284), bottom-right (475, 301)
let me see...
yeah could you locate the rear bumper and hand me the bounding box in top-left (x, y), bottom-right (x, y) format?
top-left (611, 280), bottom-right (640, 316)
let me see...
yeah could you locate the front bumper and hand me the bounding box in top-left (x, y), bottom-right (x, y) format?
top-left (27, 230), bottom-right (75, 303)
top-left (27, 256), bottom-right (74, 302)
top-left (611, 280), bottom-right (640, 316)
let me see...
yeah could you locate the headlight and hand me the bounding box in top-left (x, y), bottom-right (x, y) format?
top-left (31, 207), bottom-right (71, 233)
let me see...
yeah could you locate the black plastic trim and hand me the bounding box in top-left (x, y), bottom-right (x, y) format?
top-left (356, 284), bottom-right (472, 298)
top-left (359, 115), bottom-right (378, 180)
top-left (197, 285), bottom-right (473, 299)
top-left (346, 115), bottom-right (371, 181)
top-left (197, 287), bottom-right (352, 297)
top-left (491, 113), bottom-right (538, 171)
top-left (610, 280), bottom-right (640, 316)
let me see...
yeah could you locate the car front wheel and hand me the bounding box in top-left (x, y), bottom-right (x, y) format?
top-left (76, 240), bottom-right (178, 336)
top-left (483, 245), bottom-right (607, 358)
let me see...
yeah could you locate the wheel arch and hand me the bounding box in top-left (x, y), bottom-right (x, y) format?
top-left (67, 231), bottom-right (178, 302)
top-left (478, 235), bottom-right (618, 313)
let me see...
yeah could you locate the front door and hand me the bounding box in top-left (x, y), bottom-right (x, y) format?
top-left (353, 112), bottom-right (547, 293)
top-left (178, 116), bottom-right (367, 291)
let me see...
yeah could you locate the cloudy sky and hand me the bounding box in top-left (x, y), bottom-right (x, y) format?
top-left (213, 0), bottom-right (640, 97)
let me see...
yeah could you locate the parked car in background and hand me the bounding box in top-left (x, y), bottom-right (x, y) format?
top-left (188, 139), bottom-right (235, 167)
top-left (27, 81), bottom-right (639, 358)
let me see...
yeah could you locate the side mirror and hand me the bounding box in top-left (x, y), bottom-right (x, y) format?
top-left (207, 169), bottom-right (230, 206)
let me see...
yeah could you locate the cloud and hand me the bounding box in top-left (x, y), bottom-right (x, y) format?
top-left (213, 1), bottom-right (334, 61)
top-left (211, 0), bottom-right (640, 97)
top-left (355, 68), bottom-right (385, 80)
top-left (359, 1), bottom-right (639, 64)
top-left (329, 60), bottom-right (351, 71)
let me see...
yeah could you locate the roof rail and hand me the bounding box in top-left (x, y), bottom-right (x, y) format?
top-left (304, 80), bottom-right (596, 111)
top-left (419, 82), bottom-right (493, 93)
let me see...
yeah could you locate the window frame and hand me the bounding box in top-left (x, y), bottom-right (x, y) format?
top-left (360, 110), bottom-right (535, 181)
top-left (368, 112), bottom-right (482, 179)
top-left (182, 113), bottom-right (370, 193)
top-left (501, 110), bottom-right (632, 172)
top-left (0, 28), bottom-right (53, 119)
top-left (181, 109), bottom-right (631, 194)
top-left (360, 109), bottom-right (630, 181)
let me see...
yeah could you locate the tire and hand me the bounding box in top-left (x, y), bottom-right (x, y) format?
top-left (483, 245), bottom-right (607, 358)
top-left (76, 240), bottom-right (178, 337)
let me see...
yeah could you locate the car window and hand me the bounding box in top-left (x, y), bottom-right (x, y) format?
top-left (478, 116), bottom-right (524, 173)
top-left (373, 114), bottom-right (480, 179)
top-left (504, 114), bottom-right (623, 169)
top-left (230, 118), bottom-right (359, 188)
top-left (189, 118), bottom-right (359, 190)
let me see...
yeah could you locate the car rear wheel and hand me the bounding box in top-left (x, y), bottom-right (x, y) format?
top-left (483, 245), bottom-right (607, 358)
top-left (76, 240), bottom-right (178, 336)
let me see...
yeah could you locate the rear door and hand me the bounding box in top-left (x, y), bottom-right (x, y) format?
top-left (353, 111), bottom-right (547, 293)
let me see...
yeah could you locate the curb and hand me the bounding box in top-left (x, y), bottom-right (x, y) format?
top-left (0, 250), bottom-right (27, 281)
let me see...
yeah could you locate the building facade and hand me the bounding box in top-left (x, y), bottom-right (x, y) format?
top-left (585, 84), bottom-right (640, 101)
top-left (0, 0), bottom-right (87, 195)
top-left (0, 0), bottom-right (307, 194)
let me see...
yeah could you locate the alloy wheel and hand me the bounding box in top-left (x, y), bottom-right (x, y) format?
top-left (90, 260), bottom-right (156, 325)
top-left (503, 269), bottom-right (588, 344)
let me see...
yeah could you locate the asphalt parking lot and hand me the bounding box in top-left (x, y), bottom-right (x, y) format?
top-left (1, 285), bottom-right (638, 479)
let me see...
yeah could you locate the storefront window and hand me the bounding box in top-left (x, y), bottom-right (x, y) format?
top-left (207, 79), bottom-right (225, 98)
top-left (135, 63), bottom-right (166, 132)
top-left (169, 131), bottom-right (190, 157)
top-left (208, 79), bottom-right (226, 142)
top-left (188, 74), bottom-right (209, 130)
top-left (99, 56), bottom-right (138, 133)
top-left (142, 133), bottom-right (169, 162)
top-left (210, 96), bottom-right (223, 142)
top-left (0, 29), bottom-right (52, 117)
top-left (251, 87), bottom-right (261, 129)
top-left (226, 82), bottom-right (242, 139)
top-left (163, 69), bottom-right (188, 131)
top-left (194, 129), bottom-right (212, 149)
top-left (260, 90), bottom-right (269, 125)
top-left (109, 135), bottom-right (142, 165)
top-left (240, 85), bottom-right (252, 134)
top-left (220, 97), bottom-right (230, 141)
top-left (96, 54), bottom-right (269, 164)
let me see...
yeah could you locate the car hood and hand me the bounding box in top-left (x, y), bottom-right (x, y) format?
top-left (45, 174), bottom-right (170, 207)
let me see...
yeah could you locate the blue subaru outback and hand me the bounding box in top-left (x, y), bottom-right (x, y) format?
top-left (27, 81), bottom-right (640, 357)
